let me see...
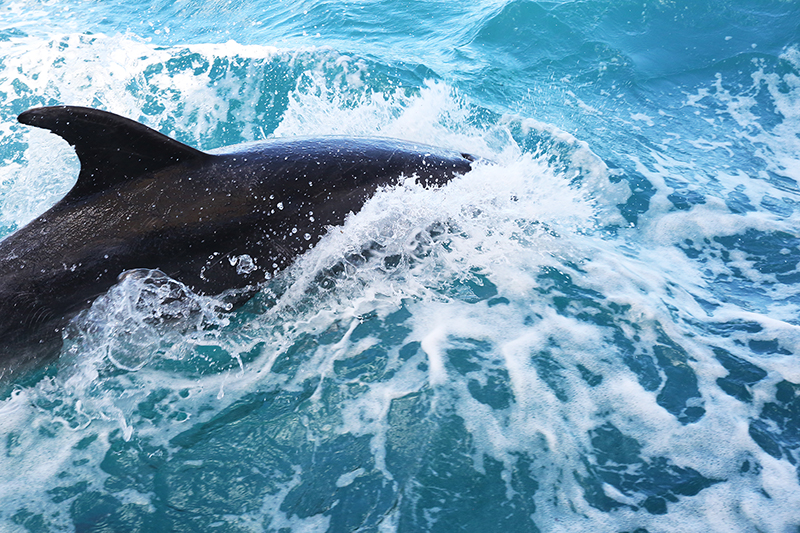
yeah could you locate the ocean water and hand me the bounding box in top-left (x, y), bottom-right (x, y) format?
top-left (1, 0), bottom-right (799, 531)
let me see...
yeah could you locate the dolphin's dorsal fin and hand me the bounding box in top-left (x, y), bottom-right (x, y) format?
top-left (18, 106), bottom-right (210, 202)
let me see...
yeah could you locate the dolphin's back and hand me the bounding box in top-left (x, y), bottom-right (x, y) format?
top-left (0, 106), bottom-right (474, 376)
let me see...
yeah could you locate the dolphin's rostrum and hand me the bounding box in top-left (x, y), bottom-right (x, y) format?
top-left (0, 106), bottom-right (474, 378)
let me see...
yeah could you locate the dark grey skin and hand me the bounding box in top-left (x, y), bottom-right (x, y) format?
top-left (0, 106), bottom-right (474, 379)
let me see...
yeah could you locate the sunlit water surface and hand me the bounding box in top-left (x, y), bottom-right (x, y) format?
top-left (1, 1), bottom-right (799, 532)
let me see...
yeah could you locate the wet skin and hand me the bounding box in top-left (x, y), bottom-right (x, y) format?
top-left (0, 106), bottom-right (474, 377)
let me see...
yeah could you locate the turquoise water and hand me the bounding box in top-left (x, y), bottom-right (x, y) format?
top-left (1, 1), bottom-right (800, 531)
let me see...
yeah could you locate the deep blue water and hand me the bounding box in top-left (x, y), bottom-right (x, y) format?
top-left (1, 1), bottom-right (800, 532)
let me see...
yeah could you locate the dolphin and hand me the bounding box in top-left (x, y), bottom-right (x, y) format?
top-left (0, 106), bottom-right (474, 378)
